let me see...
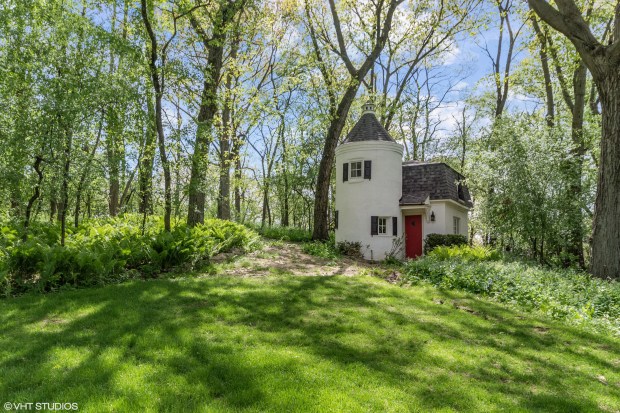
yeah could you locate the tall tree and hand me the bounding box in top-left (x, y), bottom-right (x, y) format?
top-left (529, 0), bottom-right (620, 279)
top-left (187, 0), bottom-right (246, 226)
top-left (140, 0), bottom-right (175, 231)
top-left (306, 0), bottom-right (404, 240)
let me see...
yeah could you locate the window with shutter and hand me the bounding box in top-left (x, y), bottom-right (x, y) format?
top-left (378, 217), bottom-right (387, 235)
top-left (392, 217), bottom-right (397, 236)
top-left (343, 163), bottom-right (348, 182)
top-left (371, 216), bottom-right (378, 235)
top-left (364, 160), bottom-right (371, 179)
top-left (350, 161), bottom-right (362, 178)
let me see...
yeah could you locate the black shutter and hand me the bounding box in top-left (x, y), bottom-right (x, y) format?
top-left (392, 217), bottom-right (397, 236)
top-left (371, 216), bottom-right (378, 235)
top-left (335, 210), bottom-right (339, 229)
top-left (364, 160), bottom-right (371, 179)
top-left (343, 163), bottom-right (348, 182)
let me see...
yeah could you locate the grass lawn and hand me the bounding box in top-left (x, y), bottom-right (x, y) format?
top-left (1, 274), bottom-right (619, 412)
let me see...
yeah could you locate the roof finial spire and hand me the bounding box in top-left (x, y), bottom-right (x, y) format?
top-left (362, 99), bottom-right (375, 114)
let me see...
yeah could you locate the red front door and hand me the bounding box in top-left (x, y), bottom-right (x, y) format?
top-left (405, 215), bottom-right (423, 258)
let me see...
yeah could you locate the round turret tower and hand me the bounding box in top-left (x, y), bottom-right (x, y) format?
top-left (334, 101), bottom-right (404, 260)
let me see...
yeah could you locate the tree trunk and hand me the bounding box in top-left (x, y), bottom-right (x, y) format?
top-left (139, 89), bottom-right (156, 214)
top-left (141, 0), bottom-right (171, 232)
top-left (60, 129), bottom-right (72, 246)
top-left (217, 130), bottom-right (232, 220)
top-left (261, 183), bottom-right (270, 228)
top-left (23, 156), bottom-right (44, 239)
top-left (75, 110), bottom-right (103, 227)
top-left (154, 92), bottom-right (172, 232)
top-left (312, 85), bottom-right (359, 240)
top-left (106, 5), bottom-right (120, 217)
top-left (233, 145), bottom-right (243, 221)
top-left (187, 85), bottom-right (217, 226)
top-left (50, 191), bottom-right (57, 223)
top-left (564, 61), bottom-right (586, 268)
top-left (217, 38), bottom-right (238, 221)
top-left (590, 74), bottom-right (620, 279)
top-left (187, 4), bottom-right (240, 226)
top-left (308, 0), bottom-right (403, 240)
top-left (530, 14), bottom-right (555, 126)
top-left (86, 193), bottom-right (91, 219)
top-left (280, 115), bottom-right (290, 227)
top-left (106, 110), bottom-right (121, 217)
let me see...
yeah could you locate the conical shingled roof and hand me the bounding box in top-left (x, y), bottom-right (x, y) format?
top-left (342, 103), bottom-right (396, 144)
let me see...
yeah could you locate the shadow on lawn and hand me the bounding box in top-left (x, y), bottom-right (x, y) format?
top-left (1, 276), bottom-right (619, 412)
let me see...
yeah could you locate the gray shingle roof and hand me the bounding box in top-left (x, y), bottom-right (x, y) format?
top-left (343, 113), bottom-right (396, 143)
top-left (400, 162), bottom-right (473, 208)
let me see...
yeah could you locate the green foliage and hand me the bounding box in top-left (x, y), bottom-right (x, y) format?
top-left (423, 233), bottom-right (468, 254)
top-left (302, 240), bottom-right (341, 260)
top-left (466, 115), bottom-right (598, 266)
top-left (336, 241), bottom-right (362, 258)
top-left (0, 216), bottom-right (259, 296)
top-left (382, 256), bottom-right (403, 266)
top-left (249, 225), bottom-right (313, 242)
top-left (428, 245), bottom-right (501, 262)
top-left (404, 251), bottom-right (620, 335)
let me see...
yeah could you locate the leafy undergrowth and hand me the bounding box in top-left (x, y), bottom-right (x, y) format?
top-left (404, 246), bottom-right (620, 336)
top-left (0, 275), bottom-right (618, 412)
top-left (248, 224), bottom-right (312, 242)
top-left (302, 240), bottom-right (341, 260)
top-left (0, 215), bottom-right (260, 296)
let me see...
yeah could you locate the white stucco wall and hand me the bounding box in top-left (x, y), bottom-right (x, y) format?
top-left (422, 202), bottom-right (446, 239)
top-left (335, 141), bottom-right (403, 260)
top-left (443, 201), bottom-right (469, 237)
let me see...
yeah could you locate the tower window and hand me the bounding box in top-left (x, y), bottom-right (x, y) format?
top-left (350, 161), bottom-right (362, 178)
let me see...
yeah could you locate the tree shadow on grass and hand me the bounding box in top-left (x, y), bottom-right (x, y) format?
top-left (0, 276), bottom-right (619, 412)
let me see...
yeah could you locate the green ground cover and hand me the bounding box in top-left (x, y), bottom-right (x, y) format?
top-left (1, 274), bottom-right (618, 412)
top-left (0, 216), bottom-right (259, 296)
top-left (404, 246), bottom-right (620, 335)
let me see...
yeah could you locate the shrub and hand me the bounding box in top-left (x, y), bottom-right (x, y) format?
top-left (423, 233), bottom-right (467, 254)
top-left (403, 254), bottom-right (620, 335)
top-left (336, 241), bottom-right (362, 258)
top-left (248, 224), bottom-right (312, 242)
top-left (0, 216), bottom-right (259, 296)
top-left (429, 245), bottom-right (501, 262)
top-left (302, 241), bottom-right (341, 260)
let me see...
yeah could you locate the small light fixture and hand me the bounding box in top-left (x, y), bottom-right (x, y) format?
top-left (430, 211), bottom-right (436, 222)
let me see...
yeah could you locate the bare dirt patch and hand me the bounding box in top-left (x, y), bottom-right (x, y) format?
top-left (214, 242), bottom-right (373, 277)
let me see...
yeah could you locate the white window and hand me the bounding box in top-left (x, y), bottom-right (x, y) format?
top-left (453, 217), bottom-right (460, 235)
top-left (378, 217), bottom-right (388, 235)
top-left (350, 161), bottom-right (362, 178)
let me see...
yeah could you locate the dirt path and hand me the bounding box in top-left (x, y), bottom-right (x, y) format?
top-left (214, 241), bottom-right (373, 277)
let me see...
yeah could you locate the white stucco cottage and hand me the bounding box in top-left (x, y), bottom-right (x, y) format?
top-left (334, 101), bottom-right (473, 260)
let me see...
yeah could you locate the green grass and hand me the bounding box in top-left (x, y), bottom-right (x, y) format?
top-left (1, 275), bottom-right (619, 412)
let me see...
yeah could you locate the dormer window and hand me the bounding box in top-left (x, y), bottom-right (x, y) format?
top-left (350, 161), bottom-right (362, 178)
top-left (457, 182), bottom-right (465, 200)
